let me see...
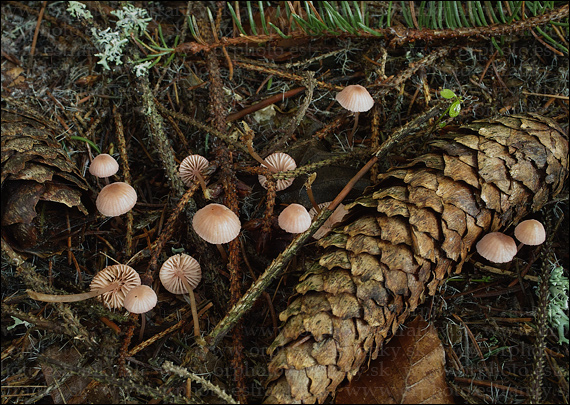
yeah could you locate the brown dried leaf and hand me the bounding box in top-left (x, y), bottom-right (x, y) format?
top-left (335, 316), bottom-right (454, 404)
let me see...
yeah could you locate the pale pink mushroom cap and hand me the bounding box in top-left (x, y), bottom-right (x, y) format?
top-left (89, 154), bottom-right (119, 178)
top-left (308, 202), bottom-right (349, 239)
top-left (476, 232), bottom-right (517, 263)
top-left (279, 204), bottom-right (312, 234)
top-left (336, 84), bottom-right (374, 112)
top-left (123, 285), bottom-right (158, 314)
top-left (514, 219), bottom-right (546, 246)
top-left (258, 152), bottom-right (297, 191)
top-left (160, 253), bottom-right (202, 295)
top-left (193, 203), bottom-right (241, 244)
top-left (179, 155), bottom-right (209, 187)
top-left (90, 264), bottom-right (141, 309)
top-left (96, 182), bottom-right (137, 217)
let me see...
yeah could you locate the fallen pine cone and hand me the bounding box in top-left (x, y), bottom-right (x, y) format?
top-left (265, 113), bottom-right (568, 403)
top-left (1, 109), bottom-right (89, 254)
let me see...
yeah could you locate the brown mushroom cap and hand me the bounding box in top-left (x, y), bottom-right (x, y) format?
top-left (123, 285), bottom-right (157, 314)
top-left (159, 253), bottom-right (202, 295)
top-left (476, 232), bottom-right (517, 263)
top-left (192, 203), bottom-right (241, 244)
top-left (514, 219), bottom-right (546, 246)
top-left (279, 203), bottom-right (312, 234)
top-left (258, 153), bottom-right (297, 191)
top-left (179, 155), bottom-right (209, 187)
top-left (96, 182), bottom-right (137, 217)
top-left (335, 84), bottom-right (374, 112)
top-left (89, 154), bottom-right (119, 178)
top-left (90, 264), bottom-right (141, 309)
top-left (308, 202), bottom-right (349, 239)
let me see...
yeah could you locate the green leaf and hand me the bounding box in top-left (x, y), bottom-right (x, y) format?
top-left (449, 100), bottom-right (462, 117)
top-left (268, 22), bottom-right (291, 38)
top-left (227, 3), bottom-right (247, 35)
top-left (440, 89), bottom-right (456, 99)
top-left (247, 2), bottom-right (258, 35)
top-left (70, 136), bottom-right (101, 154)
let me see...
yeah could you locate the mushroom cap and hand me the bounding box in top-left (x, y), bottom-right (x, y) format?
top-left (89, 154), bottom-right (119, 178)
top-left (476, 232), bottom-right (517, 263)
top-left (96, 182), bottom-right (137, 217)
top-left (308, 202), bottom-right (349, 239)
top-left (179, 155), bottom-right (209, 187)
top-left (335, 84), bottom-right (374, 112)
top-left (258, 153), bottom-right (297, 191)
top-left (90, 264), bottom-right (141, 309)
top-left (514, 219), bottom-right (546, 246)
top-left (123, 285), bottom-right (158, 314)
top-left (160, 253), bottom-right (202, 295)
top-left (279, 203), bottom-right (312, 234)
top-left (193, 203), bottom-right (241, 244)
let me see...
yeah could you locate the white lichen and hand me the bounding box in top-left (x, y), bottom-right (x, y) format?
top-left (91, 27), bottom-right (129, 70)
top-left (133, 60), bottom-right (153, 77)
top-left (66, 1), bottom-right (93, 20)
top-left (82, 4), bottom-right (153, 71)
top-left (111, 4), bottom-right (152, 36)
top-left (547, 263), bottom-right (569, 345)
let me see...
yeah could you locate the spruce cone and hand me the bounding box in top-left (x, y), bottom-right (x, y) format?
top-left (265, 114), bottom-right (568, 403)
top-left (1, 111), bottom-right (89, 253)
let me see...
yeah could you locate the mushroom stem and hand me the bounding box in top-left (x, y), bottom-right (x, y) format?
top-left (139, 314), bottom-right (146, 342)
top-left (306, 186), bottom-right (321, 215)
top-left (27, 282), bottom-right (119, 303)
top-left (246, 141), bottom-right (278, 173)
top-left (347, 112), bottom-right (360, 147)
top-left (180, 277), bottom-right (204, 345)
top-left (215, 243), bottom-right (228, 262)
top-left (194, 172), bottom-right (210, 199)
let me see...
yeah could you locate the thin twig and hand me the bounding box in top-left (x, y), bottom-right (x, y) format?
top-left (162, 361), bottom-right (238, 404)
top-left (113, 105), bottom-right (135, 257)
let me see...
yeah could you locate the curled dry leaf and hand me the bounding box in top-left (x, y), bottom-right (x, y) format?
top-left (335, 316), bottom-right (453, 404)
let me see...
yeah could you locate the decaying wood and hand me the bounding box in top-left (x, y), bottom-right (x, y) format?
top-left (264, 114), bottom-right (568, 403)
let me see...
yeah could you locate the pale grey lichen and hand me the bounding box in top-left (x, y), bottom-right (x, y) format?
top-left (91, 27), bottom-right (129, 70)
top-left (66, 1), bottom-right (93, 20)
top-left (547, 263), bottom-right (569, 345)
top-left (111, 4), bottom-right (152, 36)
top-left (81, 4), bottom-right (152, 71)
top-left (133, 60), bottom-right (153, 77)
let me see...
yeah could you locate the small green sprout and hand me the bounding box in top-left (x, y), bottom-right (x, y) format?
top-left (439, 89), bottom-right (463, 118)
top-left (430, 89), bottom-right (463, 131)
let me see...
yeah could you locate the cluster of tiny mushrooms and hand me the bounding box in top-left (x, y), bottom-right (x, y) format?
top-left (476, 219), bottom-right (547, 263)
top-left (25, 84), bottom-right (543, 342)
